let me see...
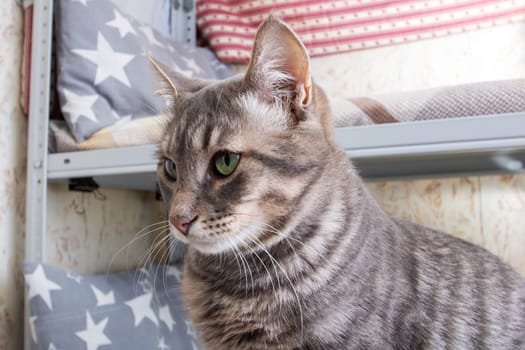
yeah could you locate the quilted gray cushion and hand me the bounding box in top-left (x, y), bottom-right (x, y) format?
top-left (55, 0), bottom-right (232, 141)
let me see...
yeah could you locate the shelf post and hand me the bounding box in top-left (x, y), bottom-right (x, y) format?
top-left (24, 0), bottom-right (54, 349)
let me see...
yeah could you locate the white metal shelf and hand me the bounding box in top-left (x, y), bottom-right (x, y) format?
top-left (338, 112), bottom-right (525, 179)
top-left (47, 112), bottom-right (525, 191)
top-left (48, 144), bottom-right (158, 178)
top-left (335, 113), bottom-right (525, 157)
top-left (48, 145), bottom-right (158, 191)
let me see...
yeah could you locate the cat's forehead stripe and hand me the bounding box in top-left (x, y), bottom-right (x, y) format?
top-left (188, 124), bottom-right (201, 152)
top-left (195, 120), bottom-right (220, 152)
top-left (201, 123), bottom-right (214, 151)
top-left (187, 118), bottom-right (221, 153)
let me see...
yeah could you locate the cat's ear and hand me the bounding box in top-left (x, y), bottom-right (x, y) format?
top-left (147, 54), bottom-right (208, 103)
top-left (244, 16), bottom-right (312, 109)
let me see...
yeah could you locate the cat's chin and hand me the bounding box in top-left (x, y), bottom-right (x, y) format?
top-left (187, 237), bottom-right (240, 255)
top-left (177, 220), bottom-right (268, 255)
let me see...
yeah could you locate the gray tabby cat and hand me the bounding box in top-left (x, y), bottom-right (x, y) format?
top-left (151, 16), bottom-right (525, 349)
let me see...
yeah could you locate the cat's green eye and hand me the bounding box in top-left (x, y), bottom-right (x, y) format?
top-left (214, 152), bottom-right (240, 177)
top-left (164, 159), bottom-right (177, 180)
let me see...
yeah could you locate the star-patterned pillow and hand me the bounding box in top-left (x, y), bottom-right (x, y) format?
top-left (55, 0), bottom-right (232, 142)
top-left (24, 262), bottom-right (201, 350)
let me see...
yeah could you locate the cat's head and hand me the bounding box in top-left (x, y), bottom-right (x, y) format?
top-left (153, 16), bottom-right (337, 254)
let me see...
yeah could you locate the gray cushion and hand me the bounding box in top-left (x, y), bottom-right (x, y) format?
top-left (55, 0), bottom-right (232, 141)
top-left (24, 262), bottom-right (201, 350)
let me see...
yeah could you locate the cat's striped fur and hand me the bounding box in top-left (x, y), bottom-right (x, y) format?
top-left (154, 17), bottom-right (525, 349)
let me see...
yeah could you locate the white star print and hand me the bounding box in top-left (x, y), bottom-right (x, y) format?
top-left (105, 9), bottom-right (135, 38)
top-left (61, 89), bottom-right (99, 124)
top-left (166, 266), bottom-right (182, 281)
top-left (73, 32), bottom-right (135, 86)
top-left (157, 336), bottom-right (170, 350)
top-left (139, 25), bottom-right (163, 47)
top-left (182, 57), bottom-right (202, 74)
top-left (66, 272), bottom-right (82, 284)
top-left (48, 343), bottom-right (57, 350)
top-left (90, 284), bottom-right (115, 306)
top-left (29, 316), bottom-right (38, 344)
top-left (185, 319), bottom-right (196, 338)
top-left (138, 279), bottom-right (153, 293)
top-left (26, 265), bottom-right (62, 310)
top-left (125, 293), bottom-right (159, 327)
top-left (76, 311), bottom-right (111, 350)
top-left (159, 305), bottom-right (176, 332)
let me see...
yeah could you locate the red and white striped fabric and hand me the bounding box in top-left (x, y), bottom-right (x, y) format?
top-left (197, 0), bottom-right (525, 63)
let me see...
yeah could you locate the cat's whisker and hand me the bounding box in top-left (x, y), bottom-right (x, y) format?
top-left (240, 236), bottom-right (279, 305)
top-left (261, 223), bottom-right (329, 266)
top-left (134, 229), bottom-right (168, 273)
top-left (159, 240), bottom-right (172, 296)
top-left (133, 245), bottom-right (156, 296)
top-left (239, 232), bottom-right (285, 314)
top-left (149, 232), bottom-right (172, 278)
top-left (228, 215), bottom-right (311, 270)
top-left (233, 222), bottom-right (289, 301)
top-left (229, 235), bottom-right (255, 297)
top-left (162, 239), bottom-right (180, 297)
top-left (133, 229), bottom-right (170, 296)
top-left (256, 227), bottom-right (309, 291)
top-left (225, 236), bottom-right (250, 295)
top-left (149, 233), bottom-right (174, 307)
top-left (123, 224), bottom-right (170, 275)
top-left (106, 221), bottom-right (169, 278)
top-left (156, 238), bottom-right (181, 308)
top-left (250, 235), bottom-right (305, 341)
top-left (234, 237), bottom-right (255, 298)
top-left (144, 233), bottom-right (171, 303)
top-left (228, 225), bottom-right (304, 338)
top-left (232, 211), bottom-right (329, 264)
top-left (224, 236), bottom-right (244, 291)
top-left (107, 220), bottom-right (167, 271)
top-left (124, 225), bottom-right (170, 272)
top-left (129, 220), bottom-right (170, 244)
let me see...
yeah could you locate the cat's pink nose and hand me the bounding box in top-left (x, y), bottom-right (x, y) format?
top-left (170, 215), bottom-right (197, 236)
